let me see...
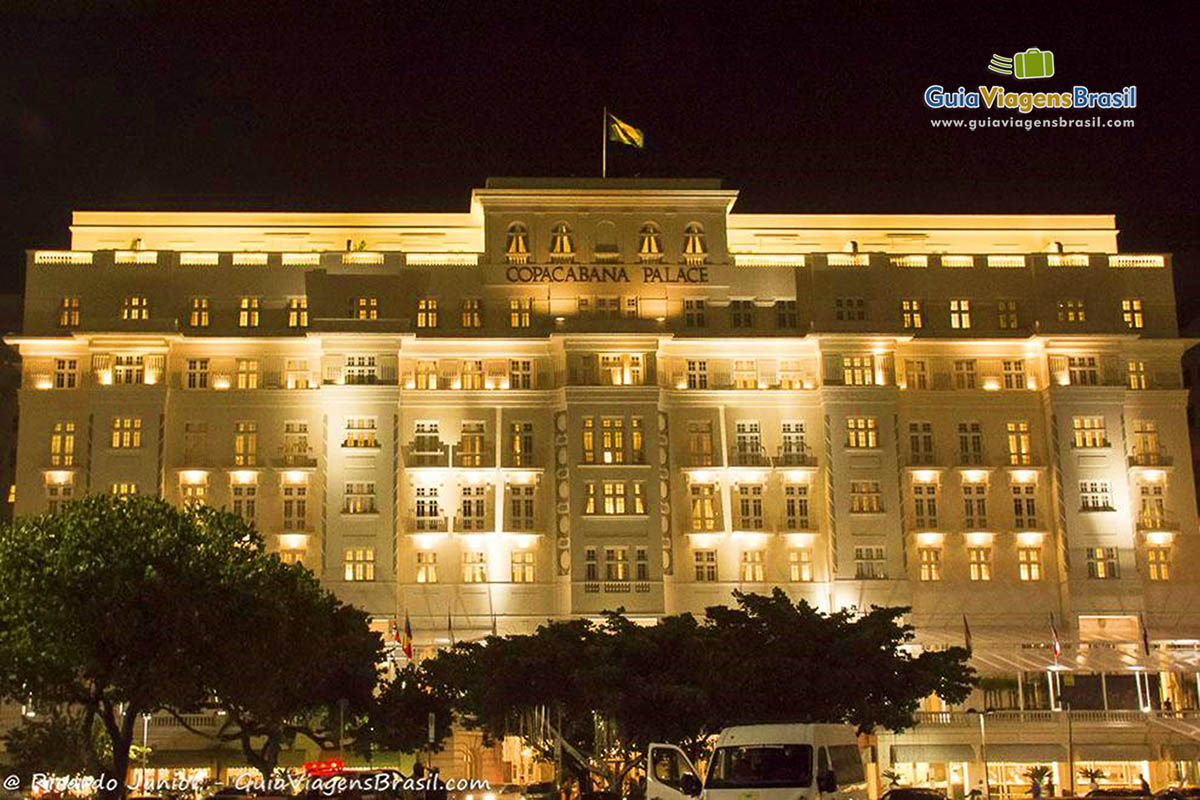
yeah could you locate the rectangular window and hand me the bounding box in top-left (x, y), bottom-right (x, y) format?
top-left (846, 417), bottom-right (878, 448)
top-left (287, 297), bottom-right (308, 328)
top-left (693, 550), bottom-right (717, 582)
top-left (510, 421), bottom-right (534, 467)
top-left (780, 421), bottom-right (807, 465)
top-left (599, 353), bottom-right (644, 386)
top-left (954, 360), bottom-right (977, 389)
top-left (343, 548), bottom-right (375, 581)
top-left (238, 296), bottom-right (260, 327)
top-left (110, 417), bottom-right (142, 448)
top-left (345, 355), bottom-right (378, 384)
top-left (343, 417), bottom-right (378, 448)
top-left (353, 296), bottom-right (379, 321)
top-left (1068, 356), bottom-right (1099, 385)
top-left (181, 481), bottom-right (207, 507)
top-left (730, 300), bottom-right (755, 328)
top-left (54, 358), bottom-right (78, 389)
top-left (236, 359), bottom-right (259, 390)
top-left (835, 296), bottom-right (866, 321)
top-left (605, 547), bottom-right (629, 581)
top-left (684, 299), bottom-right (706, 328)
top-left (186, 358), bottom-right (209, 389)
top-left (783, 484), bottom-right (810, 530)
top-left (283, 421), bottom-right (309, 464)
top-left (950, 299), bottom-right (971, 329)
top-left (635, 547), bottom-right (649, 581)
top-left (850, 481), bottom-right (883, 513)
top-left (45, 478), bottom-right (74, 513)
top-left (789, 549), bottom-right (813, 582)
top-left (905, 359), bottom-right (928, 389)
top-left (690, 483), bottom-right (718, 531)
top-left (901, 298), bottom-right (924, 329)
top-left (918, 548), bottom-right (942, 581)
top-left (687, 420), bottom-right (715, 466)
top-left (416, 551), bottom-right (438, 584)
top-left (509, 359), bottom-right (533, 389)
top-left (909, 421), bottom-right (934, 464)
top-left (1139, 484), bottom-right (1165, 529)
top-left (509, 298), bottom-right (532, 328)
top-left (1006, 421), bottom-right (1031, 465)
top-left (416, 297), bottom-right (437, 327)
top-left (630, 416), bottom-right (645, 464)
top-left (1080, 480), bottom-right (1113, 511)
top-left (582, 417), bottom-right (596, 464)
top-left (511, 550), bottom-right (535, 583)
top-left (736, 484), bottom-right (765, 530)
top-left (461, 298), bottom-right (482, 328)
top-left (122, 295), bottom-right (149, 321)
top-left (1003, 359), bottom-right (1026, 389)
top-left (962, 483), bottom-right (988, 528)
top-left (233, 421), bottom-right (257, 466)
top-left (415, 486), bottom-right (441, 530)
top-left (282, 483), bottom-right (308, 531)
top-left (285, 359), bottom-right (311, 389)
top-left (183, 421), bottom-right (208, 464)
top-left (110, 482), bottom-right (138, 499)
top-left (1132, 420), bottom-right (1161, 465)
top-left (1057, 299), bottom-right (1086, 323)
top-left (686, 359), bottom-right (708, 389)
top-left (1086, 546), bottom-right (1119, 579)
top-left (188, 297), bottom-right (209, 328)
top-left (600, 416), bottom-right (625, 464)
top-left (602, 481), bottom-right (626, 515)
top-left (854, 546), bottom-right (886, 579)
top-left (509, 485), bottom-right (536, 531)
top-left (1018, 547), bottom-right (1042, 581)
top-left (740, 550), bottom-right (765, 582)
top-left (733, 359), bottom-right (757, 389)
top-left (775, 299), bottom-right (798, 328)
top-left (1148, 547), bottom-right (1171, 581)
top-left (1128, 360), bottom-right (1148, 390)
top-left (843, 355), bottom-right (875, 386)
top-left (462, 551), bottom-right (487, 583)
top-left (958, 421), bottom-right (984, 464)
top-left (112, 355), bottom-right (145, 385)
top-left (779, 359), bottom-right (803, 389)
top-left (1122, 298), bottom-right (1145, 329)
top-left (459, 485), bottom-right (486, 531)
top-left (1013, 484), bottom-right (1037, 529)
top-left (49, 421), bottom-right (76, 467)
top-left (584, 547), bottom-right (598, 581)
top-left (913, 483), bottom-right (938, 528)
top-left (231, 481), bottom-right (257, 523)
top-left (1072, 416), bottom-right (1108, 448)
top-left (968, 547), bottom-right (993, 581)
top-left (733, 420), bottom-right (763, 465)
top-left (997, 299), bottom-right (1019, 329)
top-left (344, 482), bottom-right (377, 514)
top-left (59, 296), bottom-right (80, 327)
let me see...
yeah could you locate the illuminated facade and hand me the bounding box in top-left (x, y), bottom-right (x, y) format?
top-left (9, 178), bottom-right (1200, 788)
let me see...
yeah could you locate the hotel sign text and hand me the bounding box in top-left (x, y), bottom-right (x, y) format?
top-left (505, 265), bottom-right (709, 284)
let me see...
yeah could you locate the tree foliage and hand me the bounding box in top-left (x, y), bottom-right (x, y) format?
top-left (1, 707), bottom-right (111, 780)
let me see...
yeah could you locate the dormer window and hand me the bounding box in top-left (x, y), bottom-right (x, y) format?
top-left (549, 222), bottom-right (575, 262)
top-left (505, 223), bottom-right (530, 265)
top-left (683, 223), bottom-right (706, 264)
top-left (638, 223), bottom-right (663, 261)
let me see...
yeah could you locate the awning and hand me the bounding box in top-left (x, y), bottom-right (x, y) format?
top-left (1075, 744), bottom-right (1153, 762)
top-left (986, 744), bottom-right (1067, 762)
top-left (1164, 744), bottom-right (1200, 761)
top-left (892, 744), bottom-right (976, 763)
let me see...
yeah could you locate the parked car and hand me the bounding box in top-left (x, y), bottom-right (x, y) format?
top-left (494, 785), bottom-right (525, 800)
top-left (881, 790), bottom-right (949, 800)
top-left (1157, 790), bottom-right (1200, 800)
top-left (523, 783), bottom-right (557, 800)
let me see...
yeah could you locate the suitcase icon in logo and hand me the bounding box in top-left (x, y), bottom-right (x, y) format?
top-left (1014, 48), bottom-right (1054, 79)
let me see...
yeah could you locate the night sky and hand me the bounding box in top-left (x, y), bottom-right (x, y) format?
top-left (2, 2), bottom-right (1198, 322)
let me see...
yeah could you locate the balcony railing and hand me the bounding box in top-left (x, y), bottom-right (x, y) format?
top-left (730, 445), bottom-right (771, 467)
top-left (682, 452), bottom-right (718, 468)
top-left (913, 709), bottom-right (1199, 727)
top-left (454, 449), bottom-right (495, 468)
top-left (404, 445), bottom-right (449, 467)
top-left (774, 446), bottom-right (818, 467)
top-left (408, 516), bottom-right (448, 533)
top-left (1129, 453), bottom-right (1172, 467)
top-left (454, 516), bottom-right (493, 533)
top-left (277, 448), bottom-right (317, 467)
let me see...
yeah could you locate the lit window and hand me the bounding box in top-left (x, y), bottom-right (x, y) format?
top-left (1086, 546), bottom-right (1119, 580)
top-left (1148, 547), bottom-right (1171, 581)
top-left (59, 296), bottom-right (80, 327)
top-left (509, 422), bottom-right (534, 467)
top-left (110, 483), bottom-right (138, 499)
top-left (188, 297), bottom-right (209, 328)
top-left (181, 481), bottom-right (207, 508)
top-left (282, 421), bottom-right (310, 466)
top-left (600, 417), bottom-right (625, 464)
top-left (505, 223), bottom-right (529, 263)
top-left (997, 299), bottom-right (1019, 329)
top-left (462, 551), bottom-right (487, 583)
top-left (1057, 299), bottom-right (1086, 323)
top-left (344, 548), bottom-right (375, 581)
top-left (968, 547), bottom-right (993, 581)
top-left (733, 359), bottom-right (757, 389)
top-left (236, 359), bottom-right (259, 390)
top-left (918, 547), bottom-right (942, 581)
top-left (344, 482), bottom-right (377, 515)
top-left (110, 417), bottom-right (142, 448)
top-left (416, 298), bottom-right (437, 328)
top-left (285, 359), bottom-right (311, 389)
top-left (843, 355), bottom-right (875, 386)
top-left (416, 551), bottom-right (438, 584)
top-left (1072, 416), bottom-right (1108, 448)
top-left (287, 297), bottom-right (308, 328)
top-left (549, 222), bottom-right (575, 259)
top-left (345, 355), bottom-right (377, 384)
top-left (1128, 360), bottom-right (1148, 390)
top-left (49, 422), bottom-right (76, 467)
top-left (788, 549), bottom-right (813, 582)
top-left (238, 297), bottom-right (260, 327)
top-left (1006, 421), bottom-right (1031, 465)
top-left (638, 223), bottom-right (662, 258)
top-left (682, 223), bottom-right (707, 262)
top-left (901, 299), bottom-right (924, 329)
top-left (509, 298), bottom-right (532, 328)
top-left (740, 550), bottom-right (765, 582)
top-left (846, 417), bottom-right (878, 448)
top-left (233, 421), bottom-right (257, 466)
top-left (1122, 298), bottom-right (1144, 329)
top-left (354, 296), bottom-right (379, 321)
top-left (1018, 547), bottom-right (1042, 581)
top-left (1080, 481), bottom-right (1113, 511)
top-left (1139, 484), bottom-right (1165, 529)
top-left (854, 546), bottom-right (886, 579)
top-left (949, 298), bottom-right (971, 329)
top-left (850, 481), bottom-right (883, 513)
top-left (343, 418), bottom-right (378, 448)
top-left (415, 360), bottom-right (437, 390)
top-left (693, 549), bottom-right (717, 582)
top-left (606, 547), bottom-right (630, 581)
top-left (461, 298), bottom-right (482, 328)
top-left (689, 484), bottom-right (718, 531)
top-left (1132, 420), bottom-right (1161, 465)
top-left (602, 481), bottom-right (627, 515)
top-left (122, 295), bottom-right (149, 321)
top-left (511, 550), bottom-right (536, 583)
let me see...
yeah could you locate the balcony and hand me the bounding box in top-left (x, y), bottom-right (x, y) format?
top-left (682, 452), bottom-right (718, 468)
top-left (454, 516), bottom-right (493, 533)
top-left (912, 709), bottom-right (1199, 729)
top-left (408, 516), bottom-right (449, 533)
top-left (774, 446), bottom-right (818, 468)
top-left (404, 444), bottom-right (449, 468)
top-left (276, 447), bottom-right (317, 468)
top-left (730, 445), bottom-right (771, 467)
top-left (1129, 453), bottom-right (1173, 468)
top-left (454, 449), bottom-right (495, 468)
top-left (504, 453), bottom-right (540, 469)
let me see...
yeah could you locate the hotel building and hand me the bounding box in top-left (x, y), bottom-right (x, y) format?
top-left (7, 178), bottom-right (1200, 793)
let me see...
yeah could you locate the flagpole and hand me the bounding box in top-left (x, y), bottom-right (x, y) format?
top-left (602, 107), bottom-right (607, 179)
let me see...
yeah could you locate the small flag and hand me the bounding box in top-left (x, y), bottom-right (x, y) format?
top-left (1049, 613), bottom-right (1062, 658)
top-left (607, 113), bottom-right (645, 149)
top-left (390, 620), bottom-right (400, 643)
top-left (448, 610), bottom-right (455, 646)
top-left (1140, 612), bottom-right (1151, 656)
top-left (962, 614), bottom-right (973, 654)
top-left (402, 611), bottom-right (413, 660)
top-left (491, 612), bottom-right (498, 637)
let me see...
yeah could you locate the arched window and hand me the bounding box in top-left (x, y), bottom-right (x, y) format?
top-left (683, 223), bottom-right (706, 263)
top-left (638, 223), bottom-right (662, 259)
top-left (550, 222), bottom-right (575, 260)
top-left (505, 223), bottom-right (530, 264)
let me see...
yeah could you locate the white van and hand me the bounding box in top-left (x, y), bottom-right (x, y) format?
top-left (646, 724), bottom-right (868, 800)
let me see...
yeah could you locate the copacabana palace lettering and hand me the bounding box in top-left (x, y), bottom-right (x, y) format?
top-left (505, 264), bottom-right (709, 283)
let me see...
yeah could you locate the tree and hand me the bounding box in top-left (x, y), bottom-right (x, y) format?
top-left (183, 554), bottom-right (384, 784)
top-left (426, 590), bottom-right (975, 791)
top-left (0, 496), bottom-right (263, 799)
top-left (1, 707), bottom-right (111, 779)
top-left (364, 663), bottom-right (455, 755)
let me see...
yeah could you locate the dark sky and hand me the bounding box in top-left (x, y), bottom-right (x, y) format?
top-left (3, 2), bottom-right (1198, 321)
